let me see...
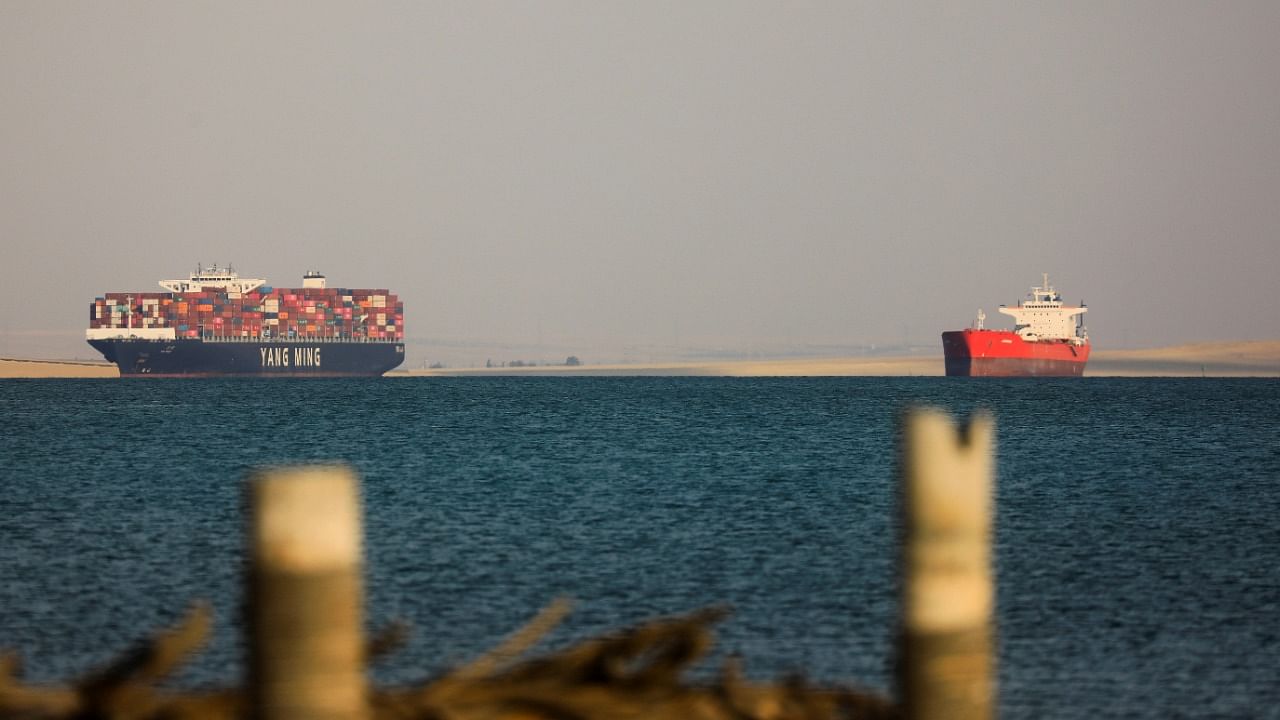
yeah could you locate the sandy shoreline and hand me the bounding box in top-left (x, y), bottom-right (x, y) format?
top-left (0, 358), bottom-right (119, 379)
top-left (5, 340), bottom-right (1278, 379)
top-left (407, 340), bottom-right (1280, 378)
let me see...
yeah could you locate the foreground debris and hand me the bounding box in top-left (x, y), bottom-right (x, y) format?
top-left (0, 600), bottom-right (893, 720)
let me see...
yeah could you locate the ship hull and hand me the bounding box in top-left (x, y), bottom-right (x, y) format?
top-left (87, 339), bottom-right (405, 377)
top-left (942, 330), bottom-right (1089, 377)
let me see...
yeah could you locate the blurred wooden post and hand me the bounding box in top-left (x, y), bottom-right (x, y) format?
top-left (247, 466), bottom-right (368, 720)
top-left (898, 409), bottom-right (995, 720)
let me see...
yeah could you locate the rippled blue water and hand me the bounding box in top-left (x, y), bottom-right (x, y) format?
top-left (1, 378), bottom-right (1277, 717)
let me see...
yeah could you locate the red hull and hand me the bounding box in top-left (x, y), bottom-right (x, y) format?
top-left (942, 329), bottom-right (1089, 377)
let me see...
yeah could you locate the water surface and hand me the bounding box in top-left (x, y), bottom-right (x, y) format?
top-left (1, 377), bottom-right (1277, 718)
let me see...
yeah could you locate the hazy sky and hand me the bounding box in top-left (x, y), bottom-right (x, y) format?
top-left (3, 2), bottom-right (1278, 363)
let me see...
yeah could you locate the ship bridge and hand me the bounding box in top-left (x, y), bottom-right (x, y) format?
top-left (997, 273), bottom-right (1088, 343)
top-left (159, 263), bottom-right (265, 294)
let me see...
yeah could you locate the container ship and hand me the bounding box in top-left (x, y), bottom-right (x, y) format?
top-left (86, 265), bottom-right (405, 377)
top-left (942, 274), bottom-right (1090, 377)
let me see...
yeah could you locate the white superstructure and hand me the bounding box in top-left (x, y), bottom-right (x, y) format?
top-left (158, 263), bottom-right (265, 294)
top-left (996, 274), bottom-right (1088, 344)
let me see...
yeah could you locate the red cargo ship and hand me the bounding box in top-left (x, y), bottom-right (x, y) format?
top-left (942, 274), bottom-right (1090, 377)
top-left (86, 265), bottom-right (405, 377)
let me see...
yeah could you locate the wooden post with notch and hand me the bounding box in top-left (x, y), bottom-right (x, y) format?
top-left (898, 409), bottom-right (995, 720)
top-left (247, 466), bottom-right (369, 719)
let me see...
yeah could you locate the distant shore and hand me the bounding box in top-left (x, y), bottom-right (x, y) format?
top-left (0, 358), bottom-right (119, 379)
top-left (407, 339), bottom-right (1280, 378)
top-left (5, 340), bottom-right (1278, 379)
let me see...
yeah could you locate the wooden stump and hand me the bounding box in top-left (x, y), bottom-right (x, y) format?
top-left (898, 409), bottom-right (995, 720)
top-left (247, 466), bottom-right (368, 720)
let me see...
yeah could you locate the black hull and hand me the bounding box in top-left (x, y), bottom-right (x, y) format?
top-left (87, 339), bottom-right (404, 377)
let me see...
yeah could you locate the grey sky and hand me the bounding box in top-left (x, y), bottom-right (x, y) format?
top-left (3, 2), bottom-right (1278, 364)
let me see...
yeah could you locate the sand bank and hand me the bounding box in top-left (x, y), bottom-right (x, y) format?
top-left (0, 358), bottom-right (119, 379)
top-left (1087, 340), bottom-right (1280, 376)
top-left (404, 340), bottom-right (1280, 378)
top-left (401, 356), bottom-right (942, 377)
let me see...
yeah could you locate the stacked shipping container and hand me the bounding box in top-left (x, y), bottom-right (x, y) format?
top-left (89, 287), bottom-right (405, 341)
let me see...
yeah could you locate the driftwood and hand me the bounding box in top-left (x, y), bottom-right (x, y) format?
top-left (0, 600), bottom-right (892, 720)
top-left (0, 602), bottom-right (239, 719)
